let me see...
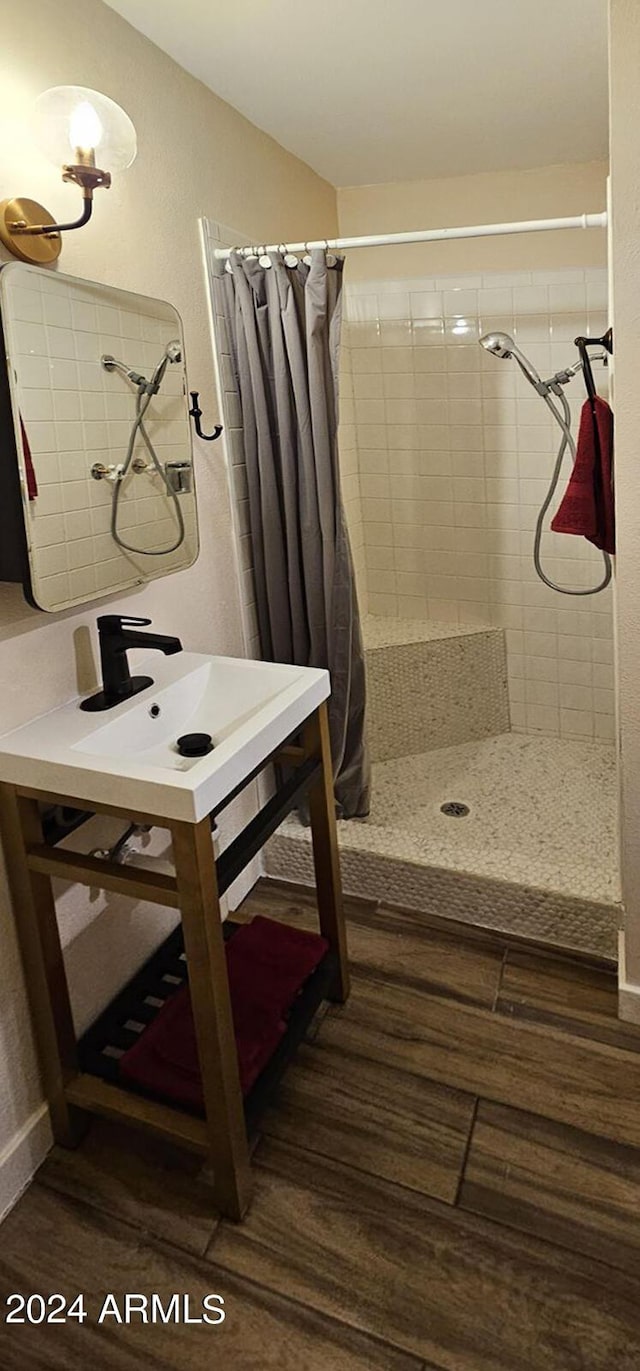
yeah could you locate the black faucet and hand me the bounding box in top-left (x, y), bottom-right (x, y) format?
top-left (80, 615), bottom-right (183, 712)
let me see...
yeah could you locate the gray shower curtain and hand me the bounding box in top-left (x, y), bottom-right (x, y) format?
top-left (212, 248), bottom-right (369, 819)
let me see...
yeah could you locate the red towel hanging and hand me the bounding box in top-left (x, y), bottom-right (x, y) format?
top-left (550, 396), bottom-right (615, 555)
top-left (19, 417), bottom-right (38, 501)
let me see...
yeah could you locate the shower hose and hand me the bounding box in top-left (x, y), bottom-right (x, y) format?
top-left (535, 387), bottom-right (611, 595)
top-left (111, 381), bottom-right (185, 557)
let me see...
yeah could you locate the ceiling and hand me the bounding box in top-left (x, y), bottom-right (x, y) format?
top-left (104, 0), bottom-right (609, 187)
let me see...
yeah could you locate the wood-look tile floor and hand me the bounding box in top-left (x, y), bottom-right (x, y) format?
top-left (3, 879), bottom-right (640, 1370)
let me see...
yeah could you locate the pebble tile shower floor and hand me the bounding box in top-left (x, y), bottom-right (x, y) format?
top-left (266, 733), bottom-right (620, 958)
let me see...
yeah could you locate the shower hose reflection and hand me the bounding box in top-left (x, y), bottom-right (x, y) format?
top-left (479, 330), bottom-right (611, 596)
top-left (102, 340), bottom-right (185, 557)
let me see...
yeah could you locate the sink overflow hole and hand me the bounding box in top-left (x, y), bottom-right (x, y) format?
top-left (441, 801), bottom-right (470, 818)
top-left (149, 704), bottom-right (161, 718)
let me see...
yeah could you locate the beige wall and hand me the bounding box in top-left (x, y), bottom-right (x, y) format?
top-left (0, 0), bottom-right (336, 1212)
top-left (609, 0), bottom-right (640, 1011)
top-left (337, 162), bottom-right (608, 282)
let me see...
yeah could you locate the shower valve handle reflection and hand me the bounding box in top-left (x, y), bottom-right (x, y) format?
top-left (91, 461), bottom-right (124, 483)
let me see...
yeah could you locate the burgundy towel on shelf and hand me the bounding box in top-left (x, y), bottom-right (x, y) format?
top-left (119, 916), bottom-right (329, 1106)
top-left (550, 395), bottom-right (615, 554)
top-left (19, 418), bottom-right (38, 500)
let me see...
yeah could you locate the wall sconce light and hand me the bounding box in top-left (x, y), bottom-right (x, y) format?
top-left (0, 86), bottom-right (137, 265)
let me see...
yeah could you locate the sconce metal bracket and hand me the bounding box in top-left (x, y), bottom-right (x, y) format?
top-left (0, 198), bottom-right (63, 264)
top-left (0, 168), bottom-right (108, 265)
top-left (188, 392), bottom-right (223, 442)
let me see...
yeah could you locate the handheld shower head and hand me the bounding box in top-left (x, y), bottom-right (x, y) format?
top-left (479, 330), bottom-right (543, 390)
top-left (479, 331), bottom-right (515, 360)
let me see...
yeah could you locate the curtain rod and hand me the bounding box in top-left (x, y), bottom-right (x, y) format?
top-left (212, 211), bottom-right (608, 259)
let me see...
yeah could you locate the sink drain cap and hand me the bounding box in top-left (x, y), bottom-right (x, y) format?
top-left (176, 732), bottom-right (214, 758)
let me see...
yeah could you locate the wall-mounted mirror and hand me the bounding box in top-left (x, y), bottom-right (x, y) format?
top-left (0, 263), bottom-right (199, 612)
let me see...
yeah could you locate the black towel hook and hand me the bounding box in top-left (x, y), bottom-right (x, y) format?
top-left (188, 392), bottom-right (223, 442)
top-left (574, 328), bottom-right (613, 406)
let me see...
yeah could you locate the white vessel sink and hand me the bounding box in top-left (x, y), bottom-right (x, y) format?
top-left (0, 653), bottom-right (329, 822)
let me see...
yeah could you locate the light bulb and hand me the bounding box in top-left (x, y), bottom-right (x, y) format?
top-left (68, 101), bottom-right (103, 156)
top-left (33, 87), bottom-right (137, 172)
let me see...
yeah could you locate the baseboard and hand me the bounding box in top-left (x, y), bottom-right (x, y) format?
top-left (0, 1104), bottom-right (52, 1224)
top-left (618, 930), bottom-right (640, 1024)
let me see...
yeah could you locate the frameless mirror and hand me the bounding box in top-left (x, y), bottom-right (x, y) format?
top-left (0, 262), bottom-right (199, 612)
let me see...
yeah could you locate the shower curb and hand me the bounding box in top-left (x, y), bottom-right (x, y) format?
top-left (265, 830), bottom-right (620, 961)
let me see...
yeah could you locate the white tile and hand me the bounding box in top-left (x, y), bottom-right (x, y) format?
top-left (416, 399), bottom-right (448, 425)
top-left (355, 397), bottom-right (386, 425)
top-left (412, 320), bottom-right (445, 348)
top-left (549, 282), bottom-right (587, 314)
top-left (366, 545), bottom-right (395, 571)
top-left (47, 326), bottom-right (76, 359)
top-left (514, 316), bottom-right (551, 344)
top-left (43, 293), bottom-right (72, 329)
top-left (377, 295), bottom-right (410, 321)
top-left (385, 398), bottom-right (417, 426)
top-left (20, 389), bottom-right (53, 422)
top-left (445, 346), bottom-right (481, 372)
top-left (358, 424), bottom-right (387, 449)
top-left (14, 321), bottom-right (48, 356)
top-left (513, 285), bottom-right (549, 315)
top-left (380, 319), bottom-right (413, 346)
top-left (444, 318), bottom-right (479, 343)
top-left (436, 275), bottom-right (483, 290)
top-left (531, 269), bottom-right (587, 285)
top-left (560, 708), bottom-right (594, 738)
top-left (587, 280), bottom-right (608, 313)
top-left (10, 287), bottom-right (43, 323)
top-left (478, 287), bottom-right (513, 316)
top-left (526, 704), bottom-right (560, 733)
top-left (446, 373), bottom-right (481, 399)
top-left (383, 373), bottom-right (415, 398)
top-left (413, 345), bottom-right (446, 373)
top-left (443, 289), bottom-right (479, 315)
top-left (448, 400), bottom-right (482, 425)
top-left (410, 291), bottom-right (443, 320)
top-left (382, 347), bottom-right (413, 373)
top-left (368, 593), bottom-right (398, 615)
top-left (352, 348), bottom-right (383, 374)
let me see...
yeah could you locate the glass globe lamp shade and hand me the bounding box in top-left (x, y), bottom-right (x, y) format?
top-left (32, 86), bottom-right (137, 172)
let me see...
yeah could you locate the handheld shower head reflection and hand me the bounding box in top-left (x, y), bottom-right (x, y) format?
top-left (479, 330), bottom-right (542, 390)
top-left (164, 339), bottom-right (181, 364)
top-left (102, 340), bottom-right (182, 393)
top-left (150, 338), bottom-right (182, 390)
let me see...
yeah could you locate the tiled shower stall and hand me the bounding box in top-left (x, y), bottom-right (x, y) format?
top-left (266, 264), bottom-right (620, 957)
top-left (341, 265), bottom-right (614, 743)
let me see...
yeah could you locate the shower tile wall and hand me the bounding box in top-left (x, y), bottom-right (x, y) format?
top-left (339, 266), bottom-right (613, 742)
top-left (338, 340), bottom-right (367, 610)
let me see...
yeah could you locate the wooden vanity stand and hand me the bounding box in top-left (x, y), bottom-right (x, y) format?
top-left (0, 701), bottom-right (349, 1222)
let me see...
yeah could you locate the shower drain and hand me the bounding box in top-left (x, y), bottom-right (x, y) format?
top-left (440, 801), bottom-right (470, 818)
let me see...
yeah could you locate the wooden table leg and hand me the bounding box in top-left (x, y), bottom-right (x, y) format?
top-left (171, 816), bottom-right (252, 1221)
top-left (0, 785), bottom-right (85, 1147)
top-left (303, 702), bottom-right (350, 1003)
